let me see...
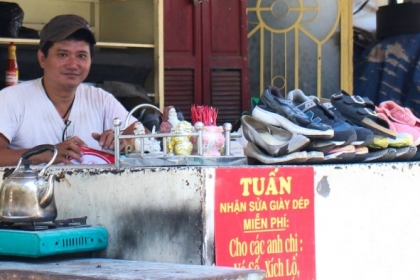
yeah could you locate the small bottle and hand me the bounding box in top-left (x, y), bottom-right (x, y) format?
top-left (5, 42), bottom-right (18, 87)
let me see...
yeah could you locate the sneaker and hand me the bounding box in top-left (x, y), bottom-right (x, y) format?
top-left (305, 151), bottom-right (325, 163)
top-left (252, 86), bottom-right (334, 138)
top-left (368, 132), bottom-right (412, 149)
top-left (378, 101), bottom-right (420, 130)
top-left (322, 102), bottom-right (374, 146)
top-left (324, 144), bottom-right (356, 162)
top-left (412, 148), bottom-right (420, 160)
top-left (368, 135), bottom-right (389, 149)
top-left (352, 146), bottom-right (369, 162)
top-left (376, 111), bottom-right (415, 147)
top-left (364, 148), bottom-right (397, 162)
top-left (376, 107), bottom-right (420, 146)
top-left (330, 91), bottom-right (397, 139)
top-left (305, 139), bottom-right (337, 153)
top-left (394, 146), bottom-right (417, 161)
top-left (287, 89), bottom-right (357, 146)
top-left (387, 133), bottom-right (413, 148)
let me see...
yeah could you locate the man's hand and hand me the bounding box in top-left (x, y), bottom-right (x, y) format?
top-left (92, 129), bottom-right (134, 152)
top-left (54, 136), bottom-right (87, 164)
top-left (92, 130), bottom-right (115, 151)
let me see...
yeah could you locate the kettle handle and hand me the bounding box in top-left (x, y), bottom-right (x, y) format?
top-left (14, 144), bottom-right (58, 177)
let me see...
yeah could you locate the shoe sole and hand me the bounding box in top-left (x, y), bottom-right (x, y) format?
top-left (395, 146), bottom-right (417, 161)
top-left (330, 140), bottom-right (346, 146)
top-left (409, 146), bottom-right (420, 161)
top-left (305, 151), bottom-right (325, 163)
top-left (363, 148), bottom-right (397, 162)
top-left (252, 106), bottom-right (334, 139)
top-left (351, 131), bottom-right (374, 146)
top-left (306, 140), bottom-right (336, 153)
top-left (324, 151), bottom-right (356, 162)
top-left (245, 142), bottom-right (309, 164)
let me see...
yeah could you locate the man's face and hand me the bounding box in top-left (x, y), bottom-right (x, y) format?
top-left (38, 39), bottom-right (91, 91)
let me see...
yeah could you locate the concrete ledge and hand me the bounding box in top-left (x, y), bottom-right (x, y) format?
top-left (2, 162), bottom-right (420, 279)
top-left (0, 258), bottom-right (265, 280)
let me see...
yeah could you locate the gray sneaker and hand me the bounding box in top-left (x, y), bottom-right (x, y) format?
top-left (287, 89), bottom-right (357, 146)
top-left (252, 86), bottom-right (334, 138)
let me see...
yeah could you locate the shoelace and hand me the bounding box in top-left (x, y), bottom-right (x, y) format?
top-left (392, 109), bottom-right (416, 126)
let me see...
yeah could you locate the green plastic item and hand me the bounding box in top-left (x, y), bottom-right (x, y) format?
top-left (251, 97), bottom-right (260, 109)
top-left (0, 226), bottom-right (108, 258)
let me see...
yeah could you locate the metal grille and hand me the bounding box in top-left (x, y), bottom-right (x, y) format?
top-left (61, 236), bottom-right (89, 248)
top-left (164, 69), bottom-right (194, 121)
top-left (211, 69), bottom-right (242, 125)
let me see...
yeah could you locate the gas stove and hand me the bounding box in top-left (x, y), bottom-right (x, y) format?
top-left (0, 216), bottom-right (108, 258)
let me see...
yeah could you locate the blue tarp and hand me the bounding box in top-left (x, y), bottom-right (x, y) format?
top-left (354, 33), bottom-right (420, 117)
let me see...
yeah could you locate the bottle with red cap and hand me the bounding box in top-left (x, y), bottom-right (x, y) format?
top-left (5, 42), bottom-right (18, 86)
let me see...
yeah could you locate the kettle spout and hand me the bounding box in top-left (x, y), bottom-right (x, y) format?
top-left (39, 174), bottom-right (56, 208)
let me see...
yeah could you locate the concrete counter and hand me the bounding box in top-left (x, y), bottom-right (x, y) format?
top-left (1, 162), bottom-right (420, 280)
top-left (0, 258), bottom-right (265, 279)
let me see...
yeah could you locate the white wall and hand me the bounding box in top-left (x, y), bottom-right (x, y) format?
top-left (314, 162), bottom-right (420, 280)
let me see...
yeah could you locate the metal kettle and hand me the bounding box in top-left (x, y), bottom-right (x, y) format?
top-left (0, 144), bottom-right (58, 223)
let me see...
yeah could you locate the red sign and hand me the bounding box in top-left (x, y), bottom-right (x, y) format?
top-left (215, 167), bottom-right (315, 280)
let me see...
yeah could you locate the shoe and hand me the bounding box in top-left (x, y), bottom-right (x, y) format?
top-left (305, 139), bottom-right (337, 153)
top-left (305, 151), bottom-right (325, 163)
top-left (410, 147), bottom-right (420, 161)
top-left (387, 133), bottom-right (413, 148)
top-left (378, 101), bottom-right (420, 130)
top-left (375, 112), bottom-right (414, 147)
top-left (235, 126), bottom-right (249, 149)
top-left (322, 102), bottom-right (374, 146)
top-left (330, 91), bottom-right (397, 139)
top-left (245, 142), bottom-right (309, 165)
top-left (252, 86), bottom-right (334, 138)
top-left (368, 135), bottom-right (389, 149)
top-left (394, 146), bottom-right (417, 161)
top-left (324, 145), bottom-right (356, 162)
top-left (364, 148), bottom-right (397, 162)
top-left (376, 108), bottom-right (420, 146)
top-left (351, 146), bottom-right (369, 162)
top-left (367, 133), bottom-right (412, 150)
top-left (241, 115), bottom-right (310, 156)
top-left (287, 89), bottom-right (357, 146)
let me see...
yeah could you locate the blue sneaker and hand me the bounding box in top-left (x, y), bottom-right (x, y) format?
top-left (287, 89), bottom-right (357, 146)
top-left (252, 86), bottom-right (334, 138)
top-left (322, 102), bottom-right (374, 146)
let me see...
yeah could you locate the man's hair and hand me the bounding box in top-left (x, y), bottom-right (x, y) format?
top-left (40, 29), bottom-right (95, 58)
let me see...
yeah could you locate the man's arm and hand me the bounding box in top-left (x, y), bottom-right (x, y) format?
top-left (0, 134), bottom-right (31, 167)
top-left (0, 133), bottom-right (86, 167)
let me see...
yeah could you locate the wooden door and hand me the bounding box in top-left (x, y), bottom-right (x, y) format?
top-left (164, 0), bottom-right (249, 125)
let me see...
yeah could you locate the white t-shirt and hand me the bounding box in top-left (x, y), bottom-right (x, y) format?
top-left (0, 78), bottom-right (137, 151)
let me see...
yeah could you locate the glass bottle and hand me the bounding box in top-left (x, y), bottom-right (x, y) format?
top-left (5, 42), bottom-right (18, 86)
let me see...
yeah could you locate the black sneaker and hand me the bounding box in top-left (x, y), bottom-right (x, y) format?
top-left (322, 101), bottom-right (374, 146)
top-left (287, 89), bottom-right (357, 146)
top-left (252, 86), bottom-right (334, 138)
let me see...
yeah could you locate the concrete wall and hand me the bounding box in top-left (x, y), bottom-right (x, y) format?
top-left (1, 162), bottom-right (420, 279)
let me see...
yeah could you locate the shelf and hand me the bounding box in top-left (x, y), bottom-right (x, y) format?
top-left (9, 0), bottom-right (155, 46)
top-left (0, 38), bottom-right (154, 49)
top-left (44, 0), bottom-right (144, 2)
top-left (3, 0), bottom-right (164, 108)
